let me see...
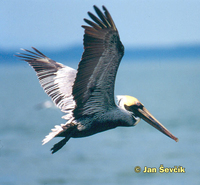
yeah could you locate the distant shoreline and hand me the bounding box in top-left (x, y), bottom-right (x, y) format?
top-left (1, 44), bottom-right (200, 64)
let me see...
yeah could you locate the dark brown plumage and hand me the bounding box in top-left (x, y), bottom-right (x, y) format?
top-left (73, 6), bottom-right (124, 118)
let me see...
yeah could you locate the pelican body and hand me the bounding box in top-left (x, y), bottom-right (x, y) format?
top-left (17, 6), bottom-right (178, 153)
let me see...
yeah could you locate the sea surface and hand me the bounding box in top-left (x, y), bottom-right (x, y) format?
top-left (0, 57), bottom-right (200, 185)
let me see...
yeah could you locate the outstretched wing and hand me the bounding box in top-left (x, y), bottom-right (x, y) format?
top-left (16, 47), bottom-right (76, 116)
top-left (72, 5), bottom-right (124, 118)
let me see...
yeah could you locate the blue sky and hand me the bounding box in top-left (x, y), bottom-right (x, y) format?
top-left (1, 0), bottom-right (200, 50)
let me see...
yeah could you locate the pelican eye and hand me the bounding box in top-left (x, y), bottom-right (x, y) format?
top-left (132, 102), bottom-right (143, 109)
top-left (124, 103), bottom-right (143, 112)
top-left (136, 102), bottom-right (143, 107)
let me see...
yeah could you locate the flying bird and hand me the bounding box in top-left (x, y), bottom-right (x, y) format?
top-left (17, 5), bottom-right (178, 153)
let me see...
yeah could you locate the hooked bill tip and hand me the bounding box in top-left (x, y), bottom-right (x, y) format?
top-left (170, 134), bottom-right (178, 142)
top-left (175, 137), bottom-right (179, 142)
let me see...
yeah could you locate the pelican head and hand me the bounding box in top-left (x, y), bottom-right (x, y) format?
top-left (117, 95), bottom-right (178, 142)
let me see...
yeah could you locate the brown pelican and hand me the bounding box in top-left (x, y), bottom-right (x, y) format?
top-left (17, 5), bottom-right (178, 153)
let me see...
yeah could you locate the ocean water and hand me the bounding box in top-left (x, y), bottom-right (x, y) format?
top-left (0, 58), bottom-right (200, 185)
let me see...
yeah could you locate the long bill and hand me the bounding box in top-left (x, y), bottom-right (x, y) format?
top-left (136, 106), bottom-right (178, 142)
